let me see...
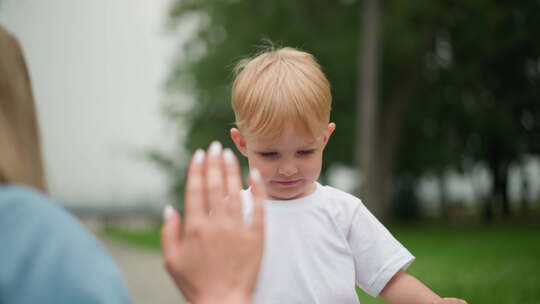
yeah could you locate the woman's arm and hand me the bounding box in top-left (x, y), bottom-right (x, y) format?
top-left (380, 271), bottom-right (467, 304)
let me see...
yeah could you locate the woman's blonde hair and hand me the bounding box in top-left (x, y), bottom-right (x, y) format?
top-left (0, 27), bottom-right (47, 192)
top-left (232, 46), bottom-right (331, 140)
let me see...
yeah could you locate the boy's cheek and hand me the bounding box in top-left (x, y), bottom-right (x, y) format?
top-left (260, 171), bottom-right (273, 183)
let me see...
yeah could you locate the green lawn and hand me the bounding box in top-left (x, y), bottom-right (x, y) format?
top-left (105, 222), bottom-right (540, 304)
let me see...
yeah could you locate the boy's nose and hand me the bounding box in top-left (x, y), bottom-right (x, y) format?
top-left (278, 163), bottom-right (298, 177)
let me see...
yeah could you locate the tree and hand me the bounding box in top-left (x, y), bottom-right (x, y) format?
top-left (422, 1), bottom-right (540, 220)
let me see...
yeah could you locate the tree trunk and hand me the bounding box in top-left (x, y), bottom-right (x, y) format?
top-left (520, 164), bottom-right (530, 218)
top-left (374, 36), bottom-right (432, 222)
top-left (355, 0), bottom-right (383, 219)
top-left (438, 170), bottom-right (449, 219)
top-left (499, 164), bottom-right (510, 218)
top-left (355, 1), bottom-right (434, 223)
top-left (485, 145), bottom-right (511, 221)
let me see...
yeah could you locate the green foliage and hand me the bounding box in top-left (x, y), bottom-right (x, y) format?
top-left (105, 227), bottom-right (162, 250)
top-left (397, 1), bottom-right (540, 175)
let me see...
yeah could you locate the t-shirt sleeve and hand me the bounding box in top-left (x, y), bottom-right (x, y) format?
top-left (0, 186), bottom-right (131, 304)
top-left (347, 200), bottom-right (415, 297)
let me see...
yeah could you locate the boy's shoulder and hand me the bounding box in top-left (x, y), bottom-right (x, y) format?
top-left (316, 183), bottom-right (369, 215)
top-left (317, 183), bottom-right (363, 206)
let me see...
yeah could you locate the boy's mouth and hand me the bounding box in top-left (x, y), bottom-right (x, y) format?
top-left (274, 179), bottom-right (301, 187)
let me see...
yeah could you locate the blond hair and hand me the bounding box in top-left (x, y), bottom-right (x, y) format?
top-left (0, 27), bottom-right (47, 192)
top-left (232, 46), bottom-right (331, 140)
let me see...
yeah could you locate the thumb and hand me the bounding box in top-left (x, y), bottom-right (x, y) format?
top-left (161, 205), bottom-right (182, 266)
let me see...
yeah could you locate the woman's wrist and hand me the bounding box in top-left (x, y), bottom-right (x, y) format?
top-left (197, 291), bottom-right (252, 304)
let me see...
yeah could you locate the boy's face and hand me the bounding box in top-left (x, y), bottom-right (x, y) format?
top-left (231, 123), bottom-right (335, 200)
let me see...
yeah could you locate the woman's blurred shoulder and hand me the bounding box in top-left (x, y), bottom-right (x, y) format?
top-left (0, 185), bottom-right (131, 304)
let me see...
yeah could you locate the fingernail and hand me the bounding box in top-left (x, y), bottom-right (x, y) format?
top-left (250, 168), bottom-right (261, 182)
top-left (223, 148), bottom-right (235, 164)
top-left (193, 149), bottom-right (205, 163)
top-left (209, 141), bottom-right (222, 157)
top-left (163, 204), bottom-right (174, 221)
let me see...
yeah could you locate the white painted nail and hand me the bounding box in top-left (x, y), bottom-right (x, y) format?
top-left (163, 204), bottom-right (174, 221)
top-left (193, 149), bottom-right (205, 163)
top-left (223, 148), bottom-right (235, 165)
top-left (250, 168), bottom-right (261, 182)
top-left (209, 141), bottom-right (222, 157)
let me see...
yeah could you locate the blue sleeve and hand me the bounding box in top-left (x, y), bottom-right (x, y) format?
top-left (0, 186), bottom-right (131, 304)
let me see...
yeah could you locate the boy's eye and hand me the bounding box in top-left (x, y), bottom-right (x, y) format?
top-left (259, 152), bottom-right (278, 158)
top-left (297, 149), bottom-right (315, 156)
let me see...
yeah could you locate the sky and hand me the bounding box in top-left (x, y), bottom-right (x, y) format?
top-left (0, 0), bottom-right (192, 208)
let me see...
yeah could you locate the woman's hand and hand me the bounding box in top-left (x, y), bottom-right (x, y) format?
top-left (161, 142), bottom-right (266, 304)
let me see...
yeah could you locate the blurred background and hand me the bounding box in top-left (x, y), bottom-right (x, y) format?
top-left (2, 0), bottom-right (539, 303)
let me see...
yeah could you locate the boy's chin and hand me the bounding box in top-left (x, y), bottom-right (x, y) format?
top-left (268, 192), bottom-right (301, 200)
top-left (268, 183), bottom-right (315, 200)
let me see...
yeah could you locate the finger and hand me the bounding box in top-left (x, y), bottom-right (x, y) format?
top-left (206, 141), bottom-right (226, 214)
top-left (184, 149), bottom-right (207, 220)
top-left (223, 148), bottom-right (243, 219)
top-left (249, 168), bottom-right (266, 233)
top-left (160, 205), bottom-right (182, 270)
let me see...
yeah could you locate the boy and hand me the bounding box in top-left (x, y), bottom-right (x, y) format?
top-left (229, 47), bottom-right (466, 304)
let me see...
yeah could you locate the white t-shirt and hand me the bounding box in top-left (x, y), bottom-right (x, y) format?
top-left (242, 182), bottom-right (414, 304)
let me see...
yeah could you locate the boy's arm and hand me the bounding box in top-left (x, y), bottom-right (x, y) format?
top-left (379, 271), bottom-right (468, 304)
top-left (379, 270), bottom-right (439, 304)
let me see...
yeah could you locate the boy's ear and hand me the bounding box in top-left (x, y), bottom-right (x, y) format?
top-left (230, 128), bottom-right (248, 157)
top-left (322, 123), bottom-right (336, 147)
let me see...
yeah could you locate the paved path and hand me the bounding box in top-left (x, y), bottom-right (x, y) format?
top-left (100, 237), bottom-right (185, 304)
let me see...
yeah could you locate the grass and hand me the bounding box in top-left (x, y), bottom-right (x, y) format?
top-left (105, 226), bottom-right (162, 250)
top-left (105, 221), bottom-right (540, 304)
